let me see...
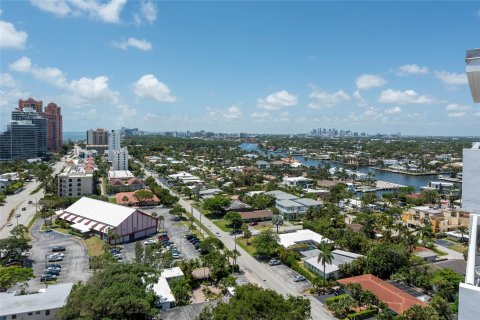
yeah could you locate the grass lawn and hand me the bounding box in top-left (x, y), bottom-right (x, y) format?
top-left (108, 197), bottom-right (117, 204)
top-left (449, 243), bottom-right (467, 254)
top-left (431, 247), bottom-right (449, 256)
top-left (212, 219), bottom-right (233, 232)
top-left (84, 237), bottom-right (106, 257)
top-left (235, 237), bottom-right (257, 256)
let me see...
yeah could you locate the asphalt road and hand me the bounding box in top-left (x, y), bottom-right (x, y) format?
top-left (22, 218), bottom-right (91, 291)
top-left (143, 167), bottom-right (334, 320)
top-left (0, 160), bottom-right (65, 239)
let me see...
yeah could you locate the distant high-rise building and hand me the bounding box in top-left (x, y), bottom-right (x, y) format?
top-left (11, 107), bottom-right (48, 154)
top-left (44, 102), bottom-right (63, 151)
top-left (87, 128), bottom-right (109, 145)
top-left (18, 98), bottom-right (43, 113)
top-left (108, 129), bottom-right (121, 161)
top-left (0, 107), bottom-right (47, 160)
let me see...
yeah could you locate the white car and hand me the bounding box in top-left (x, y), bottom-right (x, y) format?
top-left (215, 232), bottom-right (221, 237)
top-left (48, 253), bottom-right (64, 258)
top-left (143, 239), bottom-right (156, 245)
top-left (6, 222), bottom-right (13, 227)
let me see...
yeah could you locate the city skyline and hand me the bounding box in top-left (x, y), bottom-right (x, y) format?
top-left (1, 1), bottom-right (480, 136)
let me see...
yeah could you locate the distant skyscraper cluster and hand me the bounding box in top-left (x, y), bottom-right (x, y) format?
top-left (308, 128), bottom-right (367, 138)
top-left (0, 98), bottom-right (63, 161)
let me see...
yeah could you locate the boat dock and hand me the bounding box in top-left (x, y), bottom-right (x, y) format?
top-left (438, 176), bottom-right (462, 183)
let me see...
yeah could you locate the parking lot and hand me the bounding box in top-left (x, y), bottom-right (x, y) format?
top-left (26, 219), bottom-right (91, 291)
top-left (264, 262), bottom-right (312, 293)
top-left (123, 207), bottom-right (201, 262)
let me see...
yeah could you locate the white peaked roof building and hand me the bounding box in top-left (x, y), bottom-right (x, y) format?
top-left (56, 197), bottom-right (157, 244)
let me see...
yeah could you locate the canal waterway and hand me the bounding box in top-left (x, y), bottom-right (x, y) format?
top-left (239, 143), bottom-right (440, 191)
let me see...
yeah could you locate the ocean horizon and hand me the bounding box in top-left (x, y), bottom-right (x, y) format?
top-left (63, 132), bottom-right (85, 142)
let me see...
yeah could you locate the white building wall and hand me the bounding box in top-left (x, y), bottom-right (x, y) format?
top-left (57, 174), bottom-right (93, 197)
top-left (462, 143), bottom-right (480, 213)
top-left (112, 148), bottom-right (128, 171)
top-left (459, 142), bottom-right (480, 320)
top-left (108, 129), bottom-right (121, 161)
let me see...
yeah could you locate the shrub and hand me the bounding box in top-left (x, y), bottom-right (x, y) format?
top-left (345, 308), bottom-right (378, 320)
top-left (325, 293), bottom-right (350, 307)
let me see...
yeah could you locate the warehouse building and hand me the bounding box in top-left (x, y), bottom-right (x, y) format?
top-left (56, 197), bottom-right (157, 243)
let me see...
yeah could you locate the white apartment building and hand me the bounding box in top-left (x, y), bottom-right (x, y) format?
top-left (57, 159), bottom-right (94, 197)
top-left (112, 147), bottom-right (128, 171)
top-left (108, 129), bottom-right (121, 161)
top-left (459, 142), bottom-right (480, 320)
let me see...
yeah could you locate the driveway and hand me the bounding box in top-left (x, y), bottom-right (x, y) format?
top-left (24, 218), bottom-right (91, 291)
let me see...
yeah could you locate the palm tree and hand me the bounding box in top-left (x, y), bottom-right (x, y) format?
top-left (317, 241), bottom-right (334, 291)
top-left (157, 215), bottom-right (165, 231)
top-left (458, 226), bottom-right (468, 243)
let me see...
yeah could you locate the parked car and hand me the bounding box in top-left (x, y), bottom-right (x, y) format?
top-left (40, 274), bottom-right (57, 282)
top-left (215, 232), bottom-right (221, 237)
top-left (22, 207), bottom-right (26, 211)
top-left (48, 256), bottom-right (63, 262)
top-left (249, 221), bottom-right (258, 226)
top-left (48, 253), bottom-right (64, 259)
top-left (229, 229), bottom-right (242, 235)
top-left (43, 269), bottom-right (60, 276)
top-left (143, 239), bottom-right (156, 245)
top-left (6, 222), bottom-right (13, 227)
top-left (293, 275), bottom-right (306, 282)
top-left (170, 216), bottom-right (181, 221)
top-left (268, 259), bottom-right (281, 266)
top-left (47, 264), bottom-right (62, 269)
top-left (45, 266), bottom-right (61, 272)
top-left (51, 246), bottom-right (66, 252)
top-left (172, 252), bottom-right (183, 259)
top-left (28, 200), bottom-right (33, 204)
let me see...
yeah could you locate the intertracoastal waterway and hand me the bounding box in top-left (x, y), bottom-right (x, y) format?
top-left (239, 143), bottom-right (443, 191)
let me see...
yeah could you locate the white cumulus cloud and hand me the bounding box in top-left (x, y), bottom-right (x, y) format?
top-left (353, 90), bottom-right (367, 107)
top-left (257, 90), bottom-right (298, 110)
top-left (447, 112), bottom-right (465, 118)
top-left (30, 0), bottom-right (126, 24)
top-left (9, 56), bottom-right (118, 105)
top-left (385, 106), bottom-right (402, 114)
top-left (378, 89), bottom-right (434, 104)
top-left (356, 74), bottom-right (386, 90)
top-left (113, 37), bottom-right (152, 51)
top-left (396, 64), bottom-right (429, 75)
top-left (133, 74), bottom-right (176, 103)
top-left (445, 103), bottom-right (472, 112)
top-left (307, 89), bottom-right (349, 109)
top-left (435, 70), bottom-right (468, 87)
top-left (0, 19), bottom-right (28, 49)
top-left (134, 0), bottom-right (157, 25)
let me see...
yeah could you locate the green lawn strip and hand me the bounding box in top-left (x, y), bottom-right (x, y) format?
top-left (84, 237), bottom-right (106, 257)
top-left (27, 212), bottom-right (41, 229)
top-left (108, 197), bottom-right (117, 204)
top-left (448, 243), bottom-right (467, 253)
top-left (431, 247), bottom-right (448, 256)
top-left (212, 219), bottom-right (233, 232)
top-left (235, 237), bottom-right (257, 256)
top-left (30, 181), bottom-right (46, 194)
top-left (183, 209), bottom-right (214, 238)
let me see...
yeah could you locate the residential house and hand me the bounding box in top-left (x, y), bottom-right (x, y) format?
top-left (303, 249), bottom-right (363, 279)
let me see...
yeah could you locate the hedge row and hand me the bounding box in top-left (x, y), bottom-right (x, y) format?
top-left (325, 294), bottom-right (350, 307)
top-left (344, 308), bottom-right (378, 320)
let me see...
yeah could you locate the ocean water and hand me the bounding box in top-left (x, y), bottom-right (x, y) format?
top-left (63, 132), bottom-right (85, 142)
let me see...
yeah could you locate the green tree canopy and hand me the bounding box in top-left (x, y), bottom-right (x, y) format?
top-left (0, 266), bottom-right (33, 290)
top-left (251, 229), bottom-right (280, 257)
top-left (203, 196), bottom-right (232, 214)
top-left (57, 263), bottom-right (159, 320)
top-left (224, 211), bottom-right (243, 228)
top-left (197, 284), bottom-right (310, 320)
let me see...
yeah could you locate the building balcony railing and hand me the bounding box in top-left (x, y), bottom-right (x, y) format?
top-left (465, 213), bottom-right (480, 287)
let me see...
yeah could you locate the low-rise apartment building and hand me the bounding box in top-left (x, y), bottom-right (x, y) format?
top-left (402, 206), bottom-right (469, 234)
top-left (57, 158), bottom-right (95, 197)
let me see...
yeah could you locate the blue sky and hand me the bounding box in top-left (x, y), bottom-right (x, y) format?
top-left (1, 1), bottom-right (479, 136)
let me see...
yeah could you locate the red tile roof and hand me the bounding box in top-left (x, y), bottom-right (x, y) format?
top-left (115, 190), bottom-right (160, 206)
top-left (338, 274), bottom-right (426, 314)
top-left (240, 210), bottom-right (273, 220)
